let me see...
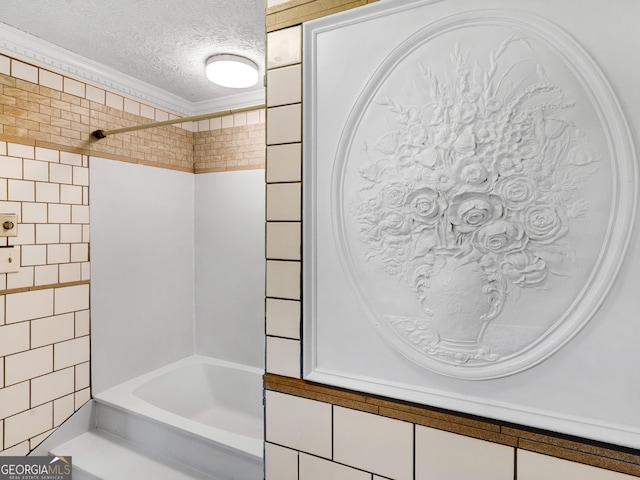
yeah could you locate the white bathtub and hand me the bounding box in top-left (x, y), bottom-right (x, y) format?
top-left (94, 355), bottom-right (264, 461)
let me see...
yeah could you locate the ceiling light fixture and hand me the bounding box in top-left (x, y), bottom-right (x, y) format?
top-left (205, 54), bottom-right (259, 88)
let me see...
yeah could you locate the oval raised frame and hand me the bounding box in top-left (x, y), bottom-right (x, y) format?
top-left (330, 10), bottom-right (638, 379)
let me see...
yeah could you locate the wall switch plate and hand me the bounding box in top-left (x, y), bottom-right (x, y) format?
top-left (0, 214), bottom-right (18, 237)
top-left (0, 247), bottom-right (19, 273)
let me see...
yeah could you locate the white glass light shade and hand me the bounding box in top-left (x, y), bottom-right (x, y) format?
top-left (205, 54), bottom-right (259, 88)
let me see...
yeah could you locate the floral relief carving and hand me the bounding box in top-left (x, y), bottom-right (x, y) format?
top-left (351, 36), bottom-right (599, 366)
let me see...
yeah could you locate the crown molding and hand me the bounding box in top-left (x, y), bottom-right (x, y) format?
top-left (0, 22), bottom-right (264, 116)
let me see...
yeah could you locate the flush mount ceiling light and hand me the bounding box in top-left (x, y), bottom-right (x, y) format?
top-left (205, 54), bottom-right (259, 88)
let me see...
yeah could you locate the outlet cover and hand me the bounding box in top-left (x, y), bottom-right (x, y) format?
top-left (0, 247), bottom-right (19, 273)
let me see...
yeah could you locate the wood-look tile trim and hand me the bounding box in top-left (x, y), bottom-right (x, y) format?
top-left (266, 0), bottom-right (379, 32)
top-left (264, 373), bottom-right (640, 476)
top-left (0, 279), bottom-right (90, 296)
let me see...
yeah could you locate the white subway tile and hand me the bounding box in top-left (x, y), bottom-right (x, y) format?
top-left (8, 179), bottom-right (35, 201)
top-left (0, 322), bottom-right (30, 357)
top-left (11, 60), bottom-right (38, 83)
top-left (71, 205), bottom-right (89, 224)
top-left (267, 104), bottom-right (301, 145)
top-left (72, 166), bottom-right (89, 186)
top-left (0, 297), bottom-right (4, 325)
top-left (198, 119), bottom-right (210, 132)
top-left (267, 26), bottom-right (302, 69)
top-left (36, 182), bottom-right (60, 203)
top-left (265, 443), bottom-right (298, 480)
top-left (0, 381), bottom-right (29, 420)
top-left (265, 391), bottom-right (332, 458)
top-left (220, 115), bottom-right (233, 129)
top-left (21, 245), bottom-right (47, 266)
top-left (63, 77), bottom-right (85, 97)
top-left (82, 225), bottom-right (90, 243)
top-left (54, 284), bottom-right (89, 314)
top-left (35, 147), bottom-right (60, 163)
top-left (48, 244), bottom-right (70, 264)
top-left (23, 159), bottom-right (49, 181)
top-left (4, 402), bottom-right (52, 448)
top-left (75, 387), bottom-right (90, 409)
top-left (266, 183), bottom-right (301, 221)
top-left (415, 426), bottom-right (514, 480)
top-left (81, 262), bottom-right (90, 281)
top-left (60, 151), bottom-right (82, 167)
top-left (75, 361), bottom-right (90, 390)
top-left (266, 260), bottom-right (300, 300)
top-left (85, 84), bottom-right (106, 104)
top-left (266, 336), bottom-right (300, 377)
top-left (124, 98), bottom-right (140, 115)
top-left (60, 184), bottom-right (83, 205)
top-left (54, 336), bottom-right (90, 370)
top-left (50, 163), bottom-right (73, 184)
top-left (30, 428), bottom-right (55, 450)
top-left (34, 265), bottom-right (59, 286)
top-left (31, 368), bottom-right (75, 407)
top-left (267, 222), bottom-right (300, 260)
top-left (300, 453), bottom-right (371, 480)
top-left (334, 406), bottom-right (414, 480)
top-left (517, 450), bottom-right (636, 480)
top-left (75, 310), bottom-right (90, 337)
top-left (7, 265), bottom-right (34, 290)
top-left (9, 223), bottom-right (33, 246)
top-left (140, 104), bottom-right (155, 119)
top-left (70, 243), bottom-right (89, 262)
top-left (0, 55), bottom-right (10, 75)
top-left (155, 110), bottom-right (169, 122)
top-left (31, 313), bottom-right (75, 348)
top-left (5, 289), bottom-right (54, 324)
top-left (53, 394), bottom-right (75, 427)
top-left (7, 143), bottom-right (34, 160)
top-left (105, 92), bottom-right (124, 110)
top-left (36, 223), bottom-right (60, 244)
top-left (0, 178), bottom-right (6, 199)
top-left (5, 346), bottom-right (53, 385)
top-left (234, 112), bottom-right (247, 126)
top-left (22, 202), bottom-right (48, 223)
top-left (246, 109), bottom-right (261, 125)
top-left (210, 117), bottom-right (222, 130)
top-left (0, 441), bottom-right (29, 455)
top-left (266, 298), bottom-right (300, 339)
top-left (267, 64), bottom-right (302, 107)
top-left (0, 155), bottom-right (24, 179)
top-left (83, 186), bottom-right (89, 205)
top-left (60, 224), bottom-right (82, 243)
top-left (48, 203), bottom-right (71, 224)
top-left (59, 263), bottom-right (81, 283)
top-left (39, 69), bottom-right (63, 91)
top-left (0, 273), bottom-right (7, 291)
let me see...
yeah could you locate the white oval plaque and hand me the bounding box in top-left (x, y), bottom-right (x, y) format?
top-left (333, 11), bottom-right (636, 379)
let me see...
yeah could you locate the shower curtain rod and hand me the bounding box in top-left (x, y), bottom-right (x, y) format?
top-left (91, 103), bottom-right (266, 139)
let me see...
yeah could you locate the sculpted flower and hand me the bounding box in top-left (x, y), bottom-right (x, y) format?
top-left (449, 193), bottom-right (504, 234)
top-left (422, 168), bottom-right (457, 192)
top-left (432, 124), bottom-right (456, 149)
top-left (380, 212), bottom-right (411, 236)
top-left (458, 162), bottom-right (497, 192)
top-left (404, 124), bottom-right (428, 147)
top-left (501, 250), bottom-right (548, 287)
top-left (473, 220), bottom-right (528, 254)
top-left (522, 204), bottom-right (568, 244)
top-left (406, 187), bottom-right (446, 227)
top-left (381, 182), bottom-right (408, 208)
top-left (494, 176), bottom-right (537, 211)
top-left (494, 150), bottom-right (524, 176)
top-left (453, 130), bottom-right (476, 157)
top-left (473, 120), bottom-right (497, 144)
top-left (451, 100), bottom-right (478, 124)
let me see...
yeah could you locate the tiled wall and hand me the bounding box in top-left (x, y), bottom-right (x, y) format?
top-left (0, 140), bottom-right (90, 455)
top-left (0, 48), bottom-right (265, 454)
top-left (263, 2), bottom-right (640, 478)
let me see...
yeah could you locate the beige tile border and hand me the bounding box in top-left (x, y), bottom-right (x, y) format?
top-left (264, 374), bottom-right (640, 477)
top-left (0, 279), bottom-right (89, 297)
top-left (266, 0), bottom-right (379, 32)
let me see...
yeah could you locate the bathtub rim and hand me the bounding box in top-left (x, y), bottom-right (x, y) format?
top-left (93, 354), bottom-right (264, 459)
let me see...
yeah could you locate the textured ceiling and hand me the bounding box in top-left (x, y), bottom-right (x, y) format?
top-left (0, 0), bottom-right (265, 106)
